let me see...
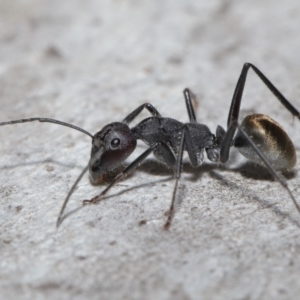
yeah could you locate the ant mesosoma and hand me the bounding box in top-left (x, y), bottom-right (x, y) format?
top-left (1, 63), bottom-right (299, 229)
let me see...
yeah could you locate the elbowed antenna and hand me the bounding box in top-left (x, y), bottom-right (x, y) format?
top-left (0, 117), bottom-right (93, 227)
top-left (0, 117), bottom-right (94, 138)
top-left (56, 164), bottom-right (90, 228)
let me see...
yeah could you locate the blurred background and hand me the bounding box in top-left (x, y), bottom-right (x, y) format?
top-left (1, 1), bottom-right (300, 299)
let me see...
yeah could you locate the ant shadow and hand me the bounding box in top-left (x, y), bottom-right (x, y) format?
top-left (59, 157), bottom-right (300, 228)
top-left (137, 158), bottom-right (214, 182)
top-left (1, 155), bottom-right (299, 228)
top-left (0, 158), bottom-right (83, 170)
top-left (210, 162), bottom-right (300, 227)
top-left (228, 161), bottom-right (297, 180)
top-left (58, 176), bottom-right (174, 226)
top-left (138, 157), bottom-right (297, 181)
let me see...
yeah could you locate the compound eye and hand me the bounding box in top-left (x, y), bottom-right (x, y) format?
top-left (111, 138), bottom-right (121, 148)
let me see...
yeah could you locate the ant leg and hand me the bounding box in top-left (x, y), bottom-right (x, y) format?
top-left (227, 63), bottom-right (300, 128)
top-left (183, 88), bottom-right (197, 123)
top-left (56, 164), bottom-right (90, 228)
top-left (164, 125), bottom-right (196, 229)
top-left (83, 142), bottom-right (176, 205)
top-left (154, 143), bottom-right (177, 168)
top-left (122, 103), bottom-right (161, 125)
top-left (0, 118), bottom-right (93, 138)
top-left (220, 121), bottom-right (300, 215)
top-left (164, 126), bottom-right (185, 230)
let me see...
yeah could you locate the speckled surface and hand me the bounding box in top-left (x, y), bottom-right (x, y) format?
top-left (1, 1), bottom-right (300, 299)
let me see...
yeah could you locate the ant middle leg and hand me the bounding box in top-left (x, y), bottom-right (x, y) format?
top-left (183, 88), bottom-right (198, 123)
top-left (164, 125), bottom-right (187, 229)
top-left (164, 118), bottom-right (222, 229)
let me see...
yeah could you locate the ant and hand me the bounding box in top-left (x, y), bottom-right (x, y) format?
top-left (1, 63), bottom-right (299, 230)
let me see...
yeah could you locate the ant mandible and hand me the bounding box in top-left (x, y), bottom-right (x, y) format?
top-left (1, 63), bottom-right (299, 229)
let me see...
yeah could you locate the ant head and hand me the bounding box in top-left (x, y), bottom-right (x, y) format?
top-left (89, 122), bottom-right (137, 183)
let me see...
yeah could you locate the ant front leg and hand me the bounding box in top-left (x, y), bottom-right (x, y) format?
top-left (122, 103), bottom-right (161, 125)
top-left (83, 141), bottom-right (176, 204)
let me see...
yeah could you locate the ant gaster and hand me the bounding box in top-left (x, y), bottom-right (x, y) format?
top-left (1, 63), bottom-right (299, 229)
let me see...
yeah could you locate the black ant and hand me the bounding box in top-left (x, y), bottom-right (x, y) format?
top-left (1, 63), bottom-right (299, 230)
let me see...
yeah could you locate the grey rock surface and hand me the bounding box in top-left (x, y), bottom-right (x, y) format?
top-left (1, 0), bottom-right (300, 299)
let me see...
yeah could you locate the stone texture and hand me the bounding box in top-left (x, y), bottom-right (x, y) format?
top-left (1, 1), bottom-right (300, 299)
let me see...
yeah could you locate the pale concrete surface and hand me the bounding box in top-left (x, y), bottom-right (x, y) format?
top-left (1, 0), bottom-right (300, 299)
